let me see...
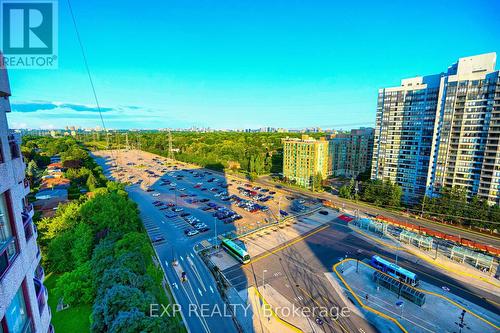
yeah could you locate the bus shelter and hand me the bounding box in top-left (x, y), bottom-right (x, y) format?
top-left (399, 230), bottom-right (433, 251)
top-left (450, 246), bottom-right (494, 272)
top-left (373, 271), bottom-right (426, 306)
top-left (353, 218), bottom-right (388, 236)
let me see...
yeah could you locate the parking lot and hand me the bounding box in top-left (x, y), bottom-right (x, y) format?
top-left (93, 149), bottom-right (318, 242)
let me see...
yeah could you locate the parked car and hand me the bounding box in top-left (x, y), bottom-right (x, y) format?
top-left (319, 210), bottom-right (329, 215)
top-left (184, 229), bottom-right (199, 237)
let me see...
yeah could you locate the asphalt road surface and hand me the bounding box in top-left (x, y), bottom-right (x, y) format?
top-left (223, 217), bottom-right (500, 332)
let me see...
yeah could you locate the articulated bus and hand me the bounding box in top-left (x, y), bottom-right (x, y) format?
top-left (221, 238), bottom-right (251, 264)
top-left (370, 255), bottom-right (419, 286)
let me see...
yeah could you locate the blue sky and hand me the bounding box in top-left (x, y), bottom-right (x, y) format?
top-left (6, 0), bottom-right (500, 130)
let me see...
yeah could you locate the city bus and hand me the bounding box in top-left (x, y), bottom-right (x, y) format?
top-left (370, 255), bottom-right (419, 286)
top-left (221, 238), bottom-right (251, 264)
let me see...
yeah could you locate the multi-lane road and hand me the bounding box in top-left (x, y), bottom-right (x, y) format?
top-left (223, 216), bottom-right (500, 332)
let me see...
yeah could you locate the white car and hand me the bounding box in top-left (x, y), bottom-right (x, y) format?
top-left (178, 188), bottom-right (186, 191)
top-left (152, 193), bottom-right (160, 197)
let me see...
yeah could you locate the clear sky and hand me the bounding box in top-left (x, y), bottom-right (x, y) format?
top-left (6, 0), bottom-right (500, 130)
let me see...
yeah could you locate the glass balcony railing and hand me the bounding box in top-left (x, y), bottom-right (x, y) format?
top-left (34, 277), bottom-right (47, 315)
top-left (0, 236), bottom-right (18, 279)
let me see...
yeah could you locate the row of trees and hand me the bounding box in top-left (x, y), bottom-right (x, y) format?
top-left (339, 179), bottom-right (403, 208)
top-left (339, 177), bottom-right (498, 230)
top-left (421, 187), bottom-right (500, 229)
top-left (38, 185), bottom-right (178, 331)
top-left (24, 137), bottom-right (182, 332)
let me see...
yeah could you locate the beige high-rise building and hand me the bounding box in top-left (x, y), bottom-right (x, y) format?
top-left (372, 52), bottom-right (500, 205)
top-left (428, 53), bottom-right (500, 205)
top-left (330, 128), bottom-right (374, 178)
top-left (282, 135), bottom-right (329, 188)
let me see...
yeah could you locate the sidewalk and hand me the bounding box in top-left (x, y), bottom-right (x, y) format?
top-left (334, 259), bottom-right (499, 333)
top-left (349, 224), bottom-right (500, 292)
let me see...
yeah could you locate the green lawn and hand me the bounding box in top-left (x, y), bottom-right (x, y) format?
top-left (44, 273), bottom-right (92, 332)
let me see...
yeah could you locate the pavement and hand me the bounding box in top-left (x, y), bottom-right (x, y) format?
top-left (221, 216), bottom-right (500, 332)
top-left (255, 175), bottom-right (500, 249)
top-left (334, 259), bottom-right (499, 333)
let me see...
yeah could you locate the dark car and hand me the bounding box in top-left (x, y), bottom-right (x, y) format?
top-left (180, 213), bottom-right (190, 217)
top-left (319, 210), bottom-right (329, 215)
top-left (279, 210), bottom-right (289, 216)
top-left (152, 235), bottom-right (165, 243)
top-left (199, 198), bottom-right (210, 203)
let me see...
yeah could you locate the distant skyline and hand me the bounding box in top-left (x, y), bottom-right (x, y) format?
top-left (6, 0), bottom-right (500, 130)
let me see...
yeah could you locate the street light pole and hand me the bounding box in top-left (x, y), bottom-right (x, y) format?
top-left (214, 216), bottom-right (218, 249)
top-left (262, 269), bottom-right (267, 289)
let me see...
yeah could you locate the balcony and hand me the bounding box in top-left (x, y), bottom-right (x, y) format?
top-left (22, 212), bottom-right (34, 241)
top-left (0, 236), bottom-right (18, 279)
top-left (8, 134), bottom-right (20, 160)
top-left (34, 277), bottom-right (48, 315)
top-left (35, 263), bottom-right (45, 281)
top-left (24, 202), bottom-right (34, 215)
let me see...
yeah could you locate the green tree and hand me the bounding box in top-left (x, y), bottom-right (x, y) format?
top-left (54, 261), bottom-right (94, 305)
top-left (26, 160), bottom-right (39, 184)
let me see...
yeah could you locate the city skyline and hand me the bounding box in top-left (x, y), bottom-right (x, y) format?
top-left (6, 0), bottom-right (500, 130)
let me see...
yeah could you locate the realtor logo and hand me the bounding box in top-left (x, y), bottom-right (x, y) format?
top-left (1, 0), bottom-right (58, 69)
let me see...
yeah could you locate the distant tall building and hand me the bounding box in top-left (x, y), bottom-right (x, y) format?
top-left (330, 128), bottom-right (374, 178)
top-left (1, 55), bottom-right (53, 332)
top-left (372, 52), bottom-right (500, 205)
top-left (282, 135), bottom-right (329, 188)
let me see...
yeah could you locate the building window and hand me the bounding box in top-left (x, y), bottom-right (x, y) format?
top-left (0, 138), bottom-right (4, 163)
top-left (1, 282), bottom-right (33, 333)
top-left (0, 191), bottom-right (18, 278)
top-left (7, 135), bottom-right (20, 160)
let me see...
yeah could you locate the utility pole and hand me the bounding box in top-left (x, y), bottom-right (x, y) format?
top-left (125, 133), bottom-right (130, 150)
top-left (105, 130), bottom-right (110, 149)
top-left (168, 130), bottom-right (173, 160)
top-left (214, 216), bottom-right (218, 249)
top-left (457, 310), bottom-right (468, 333)
top-left (420, 195), bottom-right (426, 217)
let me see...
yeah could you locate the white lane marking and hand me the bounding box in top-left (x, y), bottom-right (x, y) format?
top-left (172, 282), bottom-right (178, 290)
top-left (180, 256), bottom-right (184, 261)
top-left (198, 288), bottom-right (203, 296)
top-left (164, 260), bottom-right (169, 268)
top-left (190, 252), bottom-right (194, 258)
top-left (210, 286), bottom-right (214, 293)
